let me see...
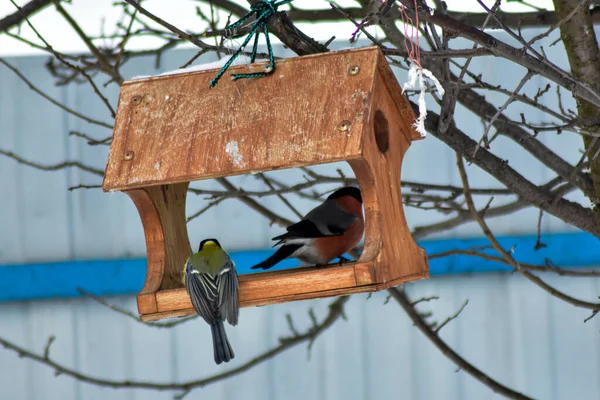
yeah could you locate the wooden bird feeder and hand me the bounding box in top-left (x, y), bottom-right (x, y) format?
top-left (102, 46), bottom-right (429, 321)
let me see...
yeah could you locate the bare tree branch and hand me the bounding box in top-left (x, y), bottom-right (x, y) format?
top-left (51, 0), bottom-right (124, 84)
top-left (369, 1), bottom-right (596, 200)
top-left (398, 0), bottom-right (600, 108)
top-left (0, 296), bottom-right (348, 395)
top-left (389, 287), bottom-right (535, 400)
top-left (0, 148), bottom-right (104, 176)
top-left (429, 249), bottom-right (600, 277)
top-left (0, 58), bottom-right (113, 129)
top-left (123, 0), bottom-right (229, 53)
top-left (216, 177), bottom-right (293, 227)
top-left (275, 6), bottom-right (600, 30)
top-left (554, 0), bottom-right (600, 218)
top-left (0, 0), bottom-right (55, 33)
top-left (456, 153), bottom-right (600, 310)
top-left (8, 0), bottom-right (117, 118)
top-left (78, 289), bottom-right (197, 328)
top-left (417, 102), bottom-right (599, 237)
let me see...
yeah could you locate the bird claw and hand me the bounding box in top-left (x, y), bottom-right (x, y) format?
top-left (338, 256), bottom-right (350, 265)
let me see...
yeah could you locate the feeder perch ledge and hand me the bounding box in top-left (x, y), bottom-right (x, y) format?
top-left (102, 46), bottom-right (430, 322)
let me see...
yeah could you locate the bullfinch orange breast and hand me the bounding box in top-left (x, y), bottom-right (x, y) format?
top-left (251, 186), bottom-right (364, 270)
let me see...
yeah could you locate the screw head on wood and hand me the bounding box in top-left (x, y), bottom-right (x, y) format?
top-left (348, 66), bottom-right (360, 76)
top-left (132, 95), bottom-right (142, 106)
top-left (123, 151), bottom-right (134, 161)
top-left (338, 120), bottom-right (351, 132)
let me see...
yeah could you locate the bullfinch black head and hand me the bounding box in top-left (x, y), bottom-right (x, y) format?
top-left (326, 186), bottom-right (362, 204)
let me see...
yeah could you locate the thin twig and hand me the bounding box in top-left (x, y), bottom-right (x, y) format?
top-left (186, 197), bottom-right (227, 223)
top-left (435, 299), bottom-right (469, 333)
top-left (410, 295), bottom-right (440, 306)
top-left (429, 248), bottom-right (600, 277)
top-left (534, 209), bottom-right (547, 250)
top-left (389, 287), bottom-right (534, 400)
top-left (123, 0), bottom-right (220, 52)
top-left (216, 177), bottom-right (293, 227)
top-left (9, 0), bottom-right (117, 118)
top-left (68, 184), bottom-right (102, 191)
top-left (0, 58), bottom-right (113, 129)
top-left (474, 70), bottom-right (534, 156)
top-left (329, 3), bottom-right (384, 47)
top-left (528, 0), bottom-right (587, 44)
top-left (257, 173), bottom-right (303, 219)
top-left (0, 296), bottom-right (347, 393)
top-left (456, 153), bottom-right (600, 311)
top-left (114, 7), bottom-right (138, 69)
top-left (400, 0), bottom-right (600, 107)
top-left (0, 148), bottom-right (104, 176)
top-left (78, 289), bottom-right (197, 328)
top-left (69, 131), bottom-right (112, 146)
top-left (52, 0), bottom-right (123, 84)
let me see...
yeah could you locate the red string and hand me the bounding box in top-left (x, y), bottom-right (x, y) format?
top-left (398, 1), bottom-right (422, 70)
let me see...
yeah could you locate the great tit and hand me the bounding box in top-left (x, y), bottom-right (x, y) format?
top-left (184, 238), bottom-right (239, 364)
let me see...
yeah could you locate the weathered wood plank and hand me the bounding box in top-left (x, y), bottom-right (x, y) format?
top-left (103, 47), bottom-right (382, 191)
top-left (102, 46), bottom-right (429, 320)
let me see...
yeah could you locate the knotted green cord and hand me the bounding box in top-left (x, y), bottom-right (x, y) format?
top-left (209, 0), bottom-right (293, 88)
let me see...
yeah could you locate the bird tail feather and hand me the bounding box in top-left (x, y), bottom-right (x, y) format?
top-left (211, 320), bottom-right (234, 365)
top-left (250, 244), bottom-right (302, 270)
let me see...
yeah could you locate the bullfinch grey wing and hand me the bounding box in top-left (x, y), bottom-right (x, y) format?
top-left (252, 186), bottom-right (364, 271)
top-left (272, 199), bottom-right (358, 244)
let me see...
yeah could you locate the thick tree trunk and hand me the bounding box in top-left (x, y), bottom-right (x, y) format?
top-left (554, 0), bottom-right (600, 219)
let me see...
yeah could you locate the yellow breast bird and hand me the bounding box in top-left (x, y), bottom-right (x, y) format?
top-left (184, 238), bottom-right (239, 364)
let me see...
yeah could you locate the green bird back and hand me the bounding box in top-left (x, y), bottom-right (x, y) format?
top-left (185, 241), bottom-right (231, 276)
top-left (184, 239), bottom-right (239, 326)
top-left (183, 238), bottom-right (240, 364)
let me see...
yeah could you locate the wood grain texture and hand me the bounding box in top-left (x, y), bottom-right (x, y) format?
top-left (102, 46), bottom-right (430, 320)
top-left (147, 183), bottom-right (191, 290)
top-left (352, 55), bottom-right (430, 283)
top-left (156, 263), bottom-right (362, 312)
top-left (126, 183), bottom-right (191, 296)
top-left (375, 50), bottom-right (424, 142)
top-left (125, 188), bottom-right (165, 298)
top-left (103, 47), bottom-right (382, 191)
top-left (136, 292), bottom-right (158, 315)
top-left (139, 268), bottom-right (427, 322)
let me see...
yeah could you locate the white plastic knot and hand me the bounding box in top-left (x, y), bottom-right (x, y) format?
top-left (401, 62), bottom-right (445, 138)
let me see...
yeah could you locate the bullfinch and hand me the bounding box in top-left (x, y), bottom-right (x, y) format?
top-left (183, 238), bottom-right (239, 365)
top-left (251, 186), bottom-right (364, 270)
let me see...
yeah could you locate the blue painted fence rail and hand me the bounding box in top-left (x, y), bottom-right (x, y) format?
top-left (1, 232), bottom-right (598, 302)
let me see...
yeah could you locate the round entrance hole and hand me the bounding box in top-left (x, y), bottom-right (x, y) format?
top-left (373, 110), bottom-right (389, 153)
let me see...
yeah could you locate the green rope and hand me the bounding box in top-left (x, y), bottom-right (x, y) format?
top-left (209, 0), bottom-right (293, 88)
